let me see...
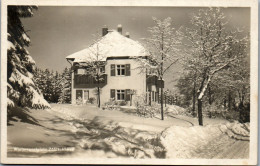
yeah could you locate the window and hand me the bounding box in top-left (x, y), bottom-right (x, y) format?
top-left (117, 90), bottom-right (125, 100)
top-left (83, 90), bottom-right (89, 101)
top-left (96, 67), bottom-right (105, 74)
top-left (77, 69), bottom-right (87, 75)
top-left (117, 65), bottom-right (125, 76)
top-left (99, 67), bottom-right (103, 73)
top-left (111, 64), bottom-right (130, 76)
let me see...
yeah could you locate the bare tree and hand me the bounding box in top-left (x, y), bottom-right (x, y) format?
top-left (75, 33), bottom-right (108, 108)
top-left (179, 8), bottom-right (249, 125)
top-left (136, 17), bottom-right (181, 120)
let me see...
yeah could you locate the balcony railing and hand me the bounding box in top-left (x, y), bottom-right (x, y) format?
top-left (74, 74), bottom-right (107, 88)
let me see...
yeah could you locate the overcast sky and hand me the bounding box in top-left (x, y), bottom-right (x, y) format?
top-left (21, 6), bottom-right (250, 89)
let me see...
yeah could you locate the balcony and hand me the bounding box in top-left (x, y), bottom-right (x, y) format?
top-left (74, 74), bottom-right (107, 88)
top-left (146, 75), bottom-right (164, 89)
top-left (146, 75), bottom-right (158, 85)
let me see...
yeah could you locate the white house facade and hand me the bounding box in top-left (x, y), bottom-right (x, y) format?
top-left (66, 25), bottom-right (163, 106)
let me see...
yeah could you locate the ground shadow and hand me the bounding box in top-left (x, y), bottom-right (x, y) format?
top-left (7, 107), bottom-right (41, 126)
top-left (64, 116), bottom-right (166, 158)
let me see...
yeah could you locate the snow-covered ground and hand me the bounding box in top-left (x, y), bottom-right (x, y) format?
top-left (7, 104), bottom-right (249, 159)
top-left (160, 122), bottom-right (249, 158)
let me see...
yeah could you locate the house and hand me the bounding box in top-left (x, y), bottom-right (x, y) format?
top-left (66, 25), bottom-right (163, 106)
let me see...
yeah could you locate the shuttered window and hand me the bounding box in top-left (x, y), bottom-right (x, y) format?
top-left (110, 89), bottom-right (115, 99)
top-left (125, 89), bottom-right (131, 101)
top-left (116, 90), bottom-right (125, 100)
top-left (111, 64), bottom-right (115, 76)
top-left (111, 64), bottom-right (130, 76)
top-left (116, 65), bottom-right (125, 76)
top-left (126, 64), bottom-right (131, 76)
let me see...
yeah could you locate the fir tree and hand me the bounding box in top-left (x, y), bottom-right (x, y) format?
top-left (58, 67), bottom-right (71, 104)
top-left (7, 6), bottom-right (50, 109)
top-left (52, 71), bottom-right (61, 103)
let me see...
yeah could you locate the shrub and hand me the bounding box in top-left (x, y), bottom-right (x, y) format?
top-left (238, 103), bottom-right (250, 123)
top-left (88, 97), bottom-right (96, 104)
top-left (118, 101), bottom-right (127, 106)
top-left (166, 105), bottom-right (190, 116)
top-left (103, 98), bottom-right (129, 110)
top-left (204, 104), bottom-right (241, 121)
top-left (103, 98), bottom-right (120, 110)
top-left (134, 95), bottom-right (160, 118)
top-left (204, 104), bottom-right (226, 118)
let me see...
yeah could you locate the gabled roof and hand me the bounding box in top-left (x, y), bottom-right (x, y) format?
top-left (66, 31), bottom-right (148, 63)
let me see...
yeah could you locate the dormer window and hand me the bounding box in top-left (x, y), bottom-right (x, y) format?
top-left (117, 65), bottom-right (125, 76)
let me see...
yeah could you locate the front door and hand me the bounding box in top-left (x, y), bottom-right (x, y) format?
top-left (83, 90), bottom-right (89, 103)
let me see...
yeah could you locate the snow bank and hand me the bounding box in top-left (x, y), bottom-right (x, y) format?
top-left (219, 122), bottom-right (250, 141)
top-left (160, 122), bottom-right (250, 158)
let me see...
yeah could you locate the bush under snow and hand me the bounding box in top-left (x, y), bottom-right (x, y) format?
top-left (165, 105), bottom-right (189, 116)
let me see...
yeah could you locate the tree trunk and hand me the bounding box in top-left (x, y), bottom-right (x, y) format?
top-left (198, 98), bottom-right (203, 125)
top-left (228, 89), bottom-right (231, 111)
top-left (149, 91), bottom-right (151, 106)
top-left (161, 87), bottom-right (164, 120)
top-left (208, 84), bottom-right (212, 118)
top-left (223, 95), bottom-right (227, 109)
top-left (97, 75), bottom-right (100, 108)
top-left (97, 86), bottom-right (100, 108)
top-left (192, 80), bottom-right (196, 117)
top-left (197, 74), bottom-right (211, 126)
top-left (160, 33), bottom-right (164, 121)
top-left (208, 84), bottom-right (213, 105)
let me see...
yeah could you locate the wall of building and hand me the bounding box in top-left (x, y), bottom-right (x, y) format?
top-left (71, 58), bottom-right (146, 105)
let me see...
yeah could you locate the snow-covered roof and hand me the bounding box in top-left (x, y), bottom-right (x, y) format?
top-left (66, 31), bottom-right (148, 63)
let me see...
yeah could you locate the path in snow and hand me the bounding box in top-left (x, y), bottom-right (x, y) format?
top-left (191, 133), bottom-right (249, 158)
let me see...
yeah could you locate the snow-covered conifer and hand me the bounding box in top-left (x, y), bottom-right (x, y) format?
top-left (7, 6), bottom-right (50, 109)
top-left (58, 67), bottom-right (72, 104)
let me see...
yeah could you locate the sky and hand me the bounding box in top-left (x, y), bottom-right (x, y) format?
top-left (21, 6), bottom-right (250, 90)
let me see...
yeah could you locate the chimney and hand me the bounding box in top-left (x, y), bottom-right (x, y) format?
top-left (125, 32), bottom-right (130, 38)
top-left (117, 24), bottom-right (122, 34)
top-left (102, 25), bottom-right (108, 36)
